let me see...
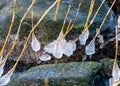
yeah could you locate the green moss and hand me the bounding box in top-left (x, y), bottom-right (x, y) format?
top-left (9, 62), bottom-right (102, 86)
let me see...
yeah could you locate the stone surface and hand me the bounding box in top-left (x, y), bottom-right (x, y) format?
top-left (9, 62), bottom-right (102, 86)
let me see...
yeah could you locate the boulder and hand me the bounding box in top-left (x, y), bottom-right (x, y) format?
top-left (9, 62), bottom-right (102, 86)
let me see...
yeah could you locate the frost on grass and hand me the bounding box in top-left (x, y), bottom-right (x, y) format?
top-left (31, 32), bottom-right (41, 52)
top-left (79, 30), bottom-right (89, 45)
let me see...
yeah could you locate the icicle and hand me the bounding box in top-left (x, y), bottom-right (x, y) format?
top-left (0, 61), bottom-right (6, 77)
top-left (98, 35), bottom-right (104, 43)
top-left (39, 54), bottom-right (51, 61)
top-left (112, 63), bottom-right (120, 83)
top-left (0, 70), bottom-right (14, 85)
top-left (85, 40), bottom-right (95, 55)
top-left (31, 32), bottom-right (41, 52)
top-left (118, 16), bottom-right (120, 28)
top-left (82, 55), bottom-right (87, 61)
top-left (79, 30), bottom-right (89, 45)
top-left (99, 43), bottom-right (104, 49)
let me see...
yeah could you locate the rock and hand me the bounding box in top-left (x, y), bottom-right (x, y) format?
top-left (9, 62), bottom-right (102, 86)
top-left (100, 58), bottom-right (120, 77)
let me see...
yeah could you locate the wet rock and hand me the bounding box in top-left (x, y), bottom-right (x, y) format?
top-left (9, 62), bottom-right (102, 86)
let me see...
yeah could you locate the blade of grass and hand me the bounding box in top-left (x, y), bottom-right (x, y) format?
top-left (54, 0), bottom-right (61, 21)
top-left (0, 0), bottom-right (37, 65)
top-left (63, 3), bottom-right (81, 38)
top-left (89, 0), bottom-right (116, 45)
top-left (61, 5), bottom-right (71, 32)
top-left (74, 0), bottom-right (105, 42)
top-left (11, 0), bottom-right (58, 70)
top-left (0, 0), bottom-right (16, 57)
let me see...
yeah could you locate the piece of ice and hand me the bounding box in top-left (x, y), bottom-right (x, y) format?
top-left (44, 41), bottom-right (55, 54)
top-left (39, 54), bottom-right (51, 61)
top-left (31, 33), bottom-right (41, 52)
top-left (0, 61), bottom-right (6, 77)
top-left (0, 70), bottom-right (14, 86)
top-left (53, 41), bottom-right (63, 59)
top-left (118, 34), bottom-right (120, 41)
top-left (68, 40), bottom-right (76, 51)
top-left (118, 16), bottom-right (120, 28)
top-left (112, 63), bottom-right (120, 83)
top-left (79, 30), bottom-right (89, 45)
top-left (85, 40), bottom-right (95, 55)
top-left (98, 35), bottom-right (104, 43)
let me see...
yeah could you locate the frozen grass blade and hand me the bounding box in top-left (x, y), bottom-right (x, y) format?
top-left (31, 32), bottom-right (41, 52)
top-left (11, 0), bottom-right (58, 70)
top-left (0, 60), bottom-right (5, 77)
top-left (90, 0), bottom-right (116, 44)
top-left (74, 0), bottom-right (105, 42)
top-left (1, 0), bottom-right (37, 64)
top-left (0, 68), bottom-right (14, 85)
top-left (109, 26), bottom-right (119, 86)
top-left (74, 0), bottom-right (95, 43)
top-left (79, 29), bottom-right (89, 45)
top-left (85, 39), bottom-right (95, 56)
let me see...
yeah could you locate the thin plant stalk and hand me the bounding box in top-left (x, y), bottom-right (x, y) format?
top-left (0, 0), bottom-right (37, 65)
top-left (84, 0), bottom-right (95, 28)
top-left (54, 0), bottom-right (61, 21)
top-left (89, 0), bottom-right (116, 45)
top-left (10, 0), bottom-right (58, 70)
top-left (74, 0), bottom-right (105, 42)
top-left (61, 5), bottom-right (71, 32)
top-left (0, 0), bottom-right (16, 57)
top-left (63, 3), bottom-right (81, 38)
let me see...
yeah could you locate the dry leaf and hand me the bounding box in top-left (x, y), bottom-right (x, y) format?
top-left (79, 30), bottom-right (89, 45)
top-left (31, 32), bottom-right (41, 52)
